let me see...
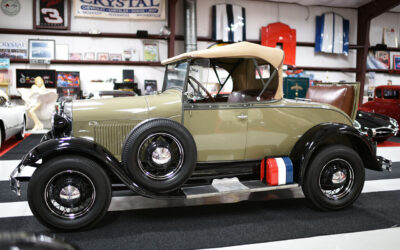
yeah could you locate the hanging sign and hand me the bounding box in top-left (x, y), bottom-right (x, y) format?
top-left (74, 0), bottom-right (165, 20)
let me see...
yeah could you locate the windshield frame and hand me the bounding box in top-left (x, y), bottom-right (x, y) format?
top-left (162, 59), bottom-right (191, 92)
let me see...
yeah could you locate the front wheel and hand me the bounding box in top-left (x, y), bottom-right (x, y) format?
top-left (15, 118), bottom-right (26, 140)
top-left (302, 145), bottom-right (365, 211)
top-left (28, 155), bottom-right (112, 230)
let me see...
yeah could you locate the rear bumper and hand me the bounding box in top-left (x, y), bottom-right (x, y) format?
top-left (377, 156), bottom-right (392, 172)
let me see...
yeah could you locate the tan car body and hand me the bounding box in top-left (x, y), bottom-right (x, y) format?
top-left (72, 88), bottom-right (352, 161)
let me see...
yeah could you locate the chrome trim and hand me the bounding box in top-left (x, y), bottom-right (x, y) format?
top-left (10, 163), bottom-right (23, 196)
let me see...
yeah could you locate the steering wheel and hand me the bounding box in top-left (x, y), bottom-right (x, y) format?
top-left (187, 76), bottom-right (216, 103)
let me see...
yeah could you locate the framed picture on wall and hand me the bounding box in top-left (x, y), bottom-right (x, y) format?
top-left (28, 39), bottom-right (55, 61)
top-left (375, 51), bottom-right (390, 69)
top-left (393, 55), bottom-right (400, 70)
top-left (33, 0), bottom-right (71, 30)
top-left (16, 69), bottom-right (56, 88)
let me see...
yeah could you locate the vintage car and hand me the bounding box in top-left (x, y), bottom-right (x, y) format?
top-left (0, 96), bottom-right (26, 148)
top-left (10, 42), bottom-right (391, 230)
top-left (355, 110), bottom-right (398, 142)
top-left (360, 85), bottom-right (400, 133)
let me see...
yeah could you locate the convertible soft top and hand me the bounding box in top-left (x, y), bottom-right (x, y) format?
top-left (162, 42), bottom-right (284, 99)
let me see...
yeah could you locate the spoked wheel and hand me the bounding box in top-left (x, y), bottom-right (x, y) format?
top-left (44, 170), bottom-right (96, 220)
top-left (302, 145), bottom-right (365, 211)
top-left (122, 119), bottom-right (197, 193)
top-left (137, 133), bottom-right (184, 181)
top-left (28, 155), bottom-right (111, 230)
top-left (318, 159), bottom-right (354, 200)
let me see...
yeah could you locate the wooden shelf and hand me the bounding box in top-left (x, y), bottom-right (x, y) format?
top-left (0, 28), bottom-right (165, 40)
top-left (287, 66), bottom-right (357, 73)
top-left (10, 59), bottom-right (163, 66)
top-left (366, 69), bottom-right (400, 74)
top-left (175, 35), bottom-right (360, 49)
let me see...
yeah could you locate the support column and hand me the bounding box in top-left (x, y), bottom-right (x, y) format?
top-left (356, 0), bottom-right (400, 104)
top-left (168, 0), bottom-right (178, 58)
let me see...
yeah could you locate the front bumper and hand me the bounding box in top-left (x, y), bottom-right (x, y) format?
top-left (10, 162), bottom-right (33, 196)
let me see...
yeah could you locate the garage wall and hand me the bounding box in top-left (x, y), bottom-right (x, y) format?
top-left (0, 0), bottom-right (399, 96)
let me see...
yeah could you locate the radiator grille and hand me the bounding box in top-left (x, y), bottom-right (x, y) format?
top-left (93, 121), bottom-right (140, 157)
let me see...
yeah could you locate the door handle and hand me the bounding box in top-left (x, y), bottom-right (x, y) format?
top-left (237, 114), bottom-right (248, 119)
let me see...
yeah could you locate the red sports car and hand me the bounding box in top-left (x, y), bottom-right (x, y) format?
top-left (360, 85), bottom-right (400, 134)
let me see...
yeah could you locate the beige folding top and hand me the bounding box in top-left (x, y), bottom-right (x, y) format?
top-left (162, 41), bottom-right (284, 69)
top-left (162, 42), bottom-right (285, 99)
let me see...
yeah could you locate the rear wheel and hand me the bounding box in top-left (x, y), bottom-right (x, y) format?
top-left (28, 155), bottom-right (111, 230)
top-left (302, 145), bottom-right (365, 211)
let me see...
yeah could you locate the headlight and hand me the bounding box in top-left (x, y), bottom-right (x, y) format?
top-left (389, 117), bottom-right (398, 127)
top-left (63, 101), bottom-right (73, 119)
top-left (353, 120), bottom-right (361, 130)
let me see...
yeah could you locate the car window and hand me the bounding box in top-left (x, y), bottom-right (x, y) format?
top-left (0, 96), bottom-right (7, 107)
top-left (383, 89), bottom-right (399, 99)
top-left (376, 89), bottom-right (382, 98)
top-left (164, 61), bottom-right (189, 91)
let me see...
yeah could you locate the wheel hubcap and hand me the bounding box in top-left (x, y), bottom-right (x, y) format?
top-left (137, 133), bottom-right (184, 180)
top-left (44, 170), bottom-right (96, 219)
top-left (151, 147), bottom-right (172, 165)
top-left (59, 185), bottom-right (81, 201)
top-left (319, 159), bottom-right (354, 200)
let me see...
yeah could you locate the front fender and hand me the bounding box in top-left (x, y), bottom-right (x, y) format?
top-left (21, 137), bottom-right (179, 199)
top-left (290, 123), bottom-right (379, 185)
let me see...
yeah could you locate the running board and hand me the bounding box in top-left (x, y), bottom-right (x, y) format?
top-left (182, 178), bottom-right (299, 199)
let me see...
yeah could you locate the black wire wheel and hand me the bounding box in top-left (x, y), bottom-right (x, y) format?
top-left (44, 170), bottom-right (96, 220)
top-left (28, 155), bottom-right (111, 230)
top-left (302, 145), bottom-right (365, 211)
top-left (122, 119), bottom-right (197, 193)
top-left (137, 133), bottom-right (184, 180)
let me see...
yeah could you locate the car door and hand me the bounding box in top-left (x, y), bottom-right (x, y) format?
top-left (184, 105), bottom-right (248, 162)
top-left (182, 59), bottom-right (248, 162)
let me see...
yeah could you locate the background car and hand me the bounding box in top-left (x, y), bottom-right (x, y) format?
top-left (354, 110), bottom-right (399, 142)
top-left (360, 85), bottom-right (400, 132)
top-left (0, 96), bottom-right (26, 148)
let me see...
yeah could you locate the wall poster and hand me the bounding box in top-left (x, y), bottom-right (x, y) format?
top-left (34, 0), bottom-right (71, 30)
top-left (74, 0), bottom-right (165, 20)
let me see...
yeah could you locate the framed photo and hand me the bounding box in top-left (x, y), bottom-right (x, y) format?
top-left (69, 52), bottom-right (82, 60)
top-left (375, 51), bottom-right (390, 69)
top-left (144, 80), bottom-right (157, 95)
top-left (56, 71), bottom-right (80, 88)
top-left (33, 0), bottom-right (71, 30)
top-left (97, 52), bottom-right (109, 61)
top-left (28, 39), bottom-right (55, 61)
top-left (110, 53), bottom-right (122, 61)
top-left (393, 55), bottom-right (400, 70)
top-left (84, 52), bottom-right (95, 60)
top-left (16, 69), bottom-right (56, 88)
top-left (143, 41), bottom-right (159, 62)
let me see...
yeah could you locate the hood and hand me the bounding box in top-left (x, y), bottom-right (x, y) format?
top-left (356, 110), bottom-right (391, 129)
top-left (72, 89), bottom-right (182, 122)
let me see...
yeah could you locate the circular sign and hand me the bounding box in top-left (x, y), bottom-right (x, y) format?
top-left (1, 0), bottom-right (20, 16)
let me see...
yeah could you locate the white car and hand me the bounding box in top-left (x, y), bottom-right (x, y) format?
top-left (0, 96), bottom-right (26, 148)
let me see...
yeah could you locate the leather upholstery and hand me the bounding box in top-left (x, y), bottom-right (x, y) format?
top-left (306, 85), bottom-right (355, 116)
top-left (228, 89), bottom-right (274, 103)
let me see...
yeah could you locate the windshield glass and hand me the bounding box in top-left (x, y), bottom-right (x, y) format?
top-left (164, 60), bottom-right (188, 91)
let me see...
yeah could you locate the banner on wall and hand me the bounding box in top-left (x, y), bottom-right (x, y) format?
top-left (73, 0), bottom-right (165, 20)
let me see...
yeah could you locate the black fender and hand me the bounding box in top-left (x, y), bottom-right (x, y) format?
top-left (289, 123), bottom-right (379, 185)
top-left (21, 137), bottom-right (183, 199)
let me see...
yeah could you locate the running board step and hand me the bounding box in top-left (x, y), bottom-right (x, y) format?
top-left (182, 178), bottom-right (299, 199)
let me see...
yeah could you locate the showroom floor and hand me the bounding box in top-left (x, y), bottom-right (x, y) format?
top-left (0, 133), bottom-right (399, 249)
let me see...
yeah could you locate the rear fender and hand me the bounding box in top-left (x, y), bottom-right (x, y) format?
top-left (289, 123), bottom-right (380, 185)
